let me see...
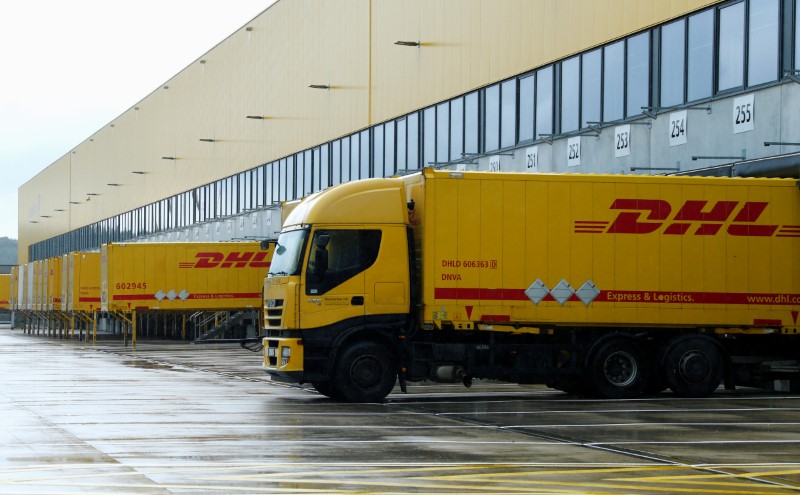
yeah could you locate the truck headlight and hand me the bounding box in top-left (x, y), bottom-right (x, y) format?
top-left (281, 346), bottom-right (291, 366)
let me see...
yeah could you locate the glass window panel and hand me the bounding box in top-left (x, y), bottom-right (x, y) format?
top-left (383, 123), bottom-right (394, 176)
top-left (320, 144), bottom-right (329, 189)
top-left (518, 75), bottom-right (534, 142)
top-left (797, 1), bottom-right (800, 70)
top-left (500, 80), bottom-right (517, 147)
top-left (304, 150), bottom-right (312, 195)
top-left (449, 97), bottom-right (464, 159)
top-left (295, 153), bottom-right (304, 198)
top-left (408, 112), bottom-right (419, 168)
top-left (581, 49), bottom-right (601, 127)
top-left (278, 160), bottom-right (286, 201)
top-left (359, 130), bottom-right (374, 179)
top-left (255, 167), bottom-right (264, 207)
top-left (603, 41), bottom-right (624, 121)
top-left (626, 32), bottom-right (650, 117)
top-left (396, 118), bottom-right (407, 170)
top-left (349, 134), bottom-right (359, 180)
top-left (536, 66), bottom-right (554, 136)
top-left (748, 0), bottom-right (778, 86)
top-left (312, 147), bottom-right (321, 192)
top-left (484, 84), bottom-right (500, 151)
top-left (718, 2), bottom-right (745, 91)
top-left (342, 136), bottom-right (351, 183)
top-left (374, 125), bottom-right (385, 176)
top-left (464, 92), bottom-right (479, 154)
top-left (423, 107), bottom-right (436, 167)
top-left (332, 140), bottom-right (341, 185)
top-left (688, 10), bottom-right (714, 101)
top-left (271, 163), bottom-right (280, 205)
top-left (661, 19), bottom-right (686, 107)
top-left (437, 102), bottom-right (449, 163)
top-left (561, 56), bottom-right (580, 132)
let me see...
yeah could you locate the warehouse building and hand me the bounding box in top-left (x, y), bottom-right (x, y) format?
top-left (19, 0), bottom-right (800, 263)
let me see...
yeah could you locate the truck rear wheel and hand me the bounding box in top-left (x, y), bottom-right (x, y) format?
top-left (334, 341), bottom-right (397, 403)
top-left (588, 338), bottom-right (649, 399)
top-left (663, 336), bottom-right (723, 397)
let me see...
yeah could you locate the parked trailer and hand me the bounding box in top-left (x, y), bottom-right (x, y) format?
top-left (0, 274), bottom-right (10, 310)
top-left (101, 242), bottom-right (273, 312)
top-left (64, 252), bottom-right (101, 313)
top-left (9, 266), bottom-right (17, 311)
top-left (262, 168), bottom-right (800, 402)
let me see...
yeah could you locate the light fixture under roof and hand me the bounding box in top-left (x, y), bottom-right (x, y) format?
top-left (394, 40), bottom-right (420, 47)
top-left (309, 84), bottom-right (330, 90)
top-left (161, 156), bottom-right (176, 160)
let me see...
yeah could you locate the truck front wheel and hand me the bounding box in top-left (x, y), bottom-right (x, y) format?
top-left (663, 336), bottom-right (723, 397)
top-left (334, 341), bottom-right (397, 403)
top-left (588, 338), bottom-right (649, 399)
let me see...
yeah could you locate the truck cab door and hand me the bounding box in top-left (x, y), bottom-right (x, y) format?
top-left (300, 228), bottom-right (381, 329)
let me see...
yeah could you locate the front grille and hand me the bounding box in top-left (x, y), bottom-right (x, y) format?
top-left (265, 299), bottom-right (284, 329)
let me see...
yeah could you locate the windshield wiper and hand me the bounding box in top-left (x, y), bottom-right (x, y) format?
top-left (268, 271), bottom-right (289, 276)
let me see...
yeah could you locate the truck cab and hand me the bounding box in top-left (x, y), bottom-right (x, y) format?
top-left (263, 177), bottom-right (412, 401)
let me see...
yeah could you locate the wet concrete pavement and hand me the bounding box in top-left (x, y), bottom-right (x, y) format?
top-left (2, 326), bottom-right (800, 494)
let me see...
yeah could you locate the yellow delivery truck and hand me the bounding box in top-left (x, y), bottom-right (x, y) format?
top-left (261, 168), bottom-right (800, 402)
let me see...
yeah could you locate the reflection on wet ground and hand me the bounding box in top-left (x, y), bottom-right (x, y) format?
top-left (1, 327), bottom-right (799, 494)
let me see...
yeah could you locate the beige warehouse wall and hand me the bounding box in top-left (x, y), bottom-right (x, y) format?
top-left (19, 0), bottom-right (721, 263)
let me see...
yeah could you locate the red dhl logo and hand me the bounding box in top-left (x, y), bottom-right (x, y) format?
top-left (178, 251), bottom-right (271, 269)
top-left (575, 199), bottom-right (800, 237)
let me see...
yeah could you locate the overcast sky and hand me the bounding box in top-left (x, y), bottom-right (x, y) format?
top-left (0, 0), bottom-right (276, 240)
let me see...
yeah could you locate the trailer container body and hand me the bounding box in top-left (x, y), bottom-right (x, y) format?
top-left (18, 264), bottom-right (27, 312)
top-left (66, 252), bottom-right (101, 313)
top-left (45, 257), bottom-right (62, 311)
top-left (262, 169), bottom-right (800, 402)
top-left (9, 266), bottom-right (17, 311)
top-left (26, 261), bottom-right (37, 311)
top-left (101, 242), bottom-right (273, 312)
top-left (0, 274), bottom-right (10, 310)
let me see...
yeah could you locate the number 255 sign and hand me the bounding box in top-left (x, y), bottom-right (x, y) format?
top-left (733, 94), bottom-right (754, 134)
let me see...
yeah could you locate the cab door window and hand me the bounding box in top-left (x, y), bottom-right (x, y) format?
top-left (305, 230), bottom-right (381, 295)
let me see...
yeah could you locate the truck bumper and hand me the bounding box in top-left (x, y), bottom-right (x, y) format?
top-left (263, 337), bottom-right (305, 382)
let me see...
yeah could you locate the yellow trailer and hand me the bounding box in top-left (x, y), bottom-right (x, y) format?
top-left (262, 169), bottom-right (800, 401)
top-left (9, 266), bottom-right (17, 311)
top-left (101, 242), bottom-right (273, 312)
top-left (0, 274), bottom-right (10, 310)
top-left (65, 252), bottom-right (101, 313)
top-left (44, 257), bottom-right (63, 312)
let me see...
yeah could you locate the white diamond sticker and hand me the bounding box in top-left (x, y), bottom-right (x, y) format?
top-left (154, 290), bottom-right (166, 301)
top-left (576, 280), bottom-right (600, 306)
top-left (525, 279), bottom-right (550, 305)
top-left (550, 279), bottom-right (575, 306)
top-left (167, 290), bottom-right (178, 301)
top-left (178, 289), bottom-right (190, 300)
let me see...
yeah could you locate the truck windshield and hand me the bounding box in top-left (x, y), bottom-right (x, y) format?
top-left (268, 228), bottom-right (308, 277)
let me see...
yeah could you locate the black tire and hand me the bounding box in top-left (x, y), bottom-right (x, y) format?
top-left (587, 338), bottom-right (649, 399)
top-left (333, 341), bottom-right (397, 403)
top-left (311, 381), bottom-right (344, 400)
top-left (663, 336), bottom-right (723, 398)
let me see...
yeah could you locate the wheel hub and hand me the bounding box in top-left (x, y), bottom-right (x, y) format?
top-left (603, 350), bottom-right (638, 387)
top-left (678, 351), bottom-right (711, 383)
top-left (350, 355), bottom-right (382, 388)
